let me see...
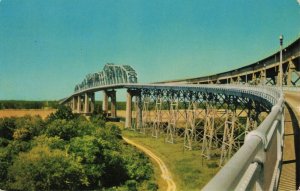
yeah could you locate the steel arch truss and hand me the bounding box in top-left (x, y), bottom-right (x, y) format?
top-left (74, 63), bottom-right (138, 92)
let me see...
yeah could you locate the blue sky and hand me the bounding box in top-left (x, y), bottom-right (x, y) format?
top-left (0, 0), bottom-right (299, 100)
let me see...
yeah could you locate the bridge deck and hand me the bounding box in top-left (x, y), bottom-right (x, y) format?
top-left (279, 92), bottom-right (300, 190)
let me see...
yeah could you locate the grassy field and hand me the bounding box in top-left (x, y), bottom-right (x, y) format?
top-left (0, 109), bottom-right (56, 119)
top-left (121, 126), bottom-right (221, 191)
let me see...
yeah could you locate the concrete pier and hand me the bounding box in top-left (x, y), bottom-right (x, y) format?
top-left (84, 93), bottom-right (89, 114)
top-left (72, 96), bottom-right (76, 112)
top-left (77, 95), bottom-right (81, 113)
top-left (136, 95), bottom-right (142, 129)
top-left (103, 91), bottom-right (108, 114)
top-left (125, 91), bottom-right (132, 128)
top-left (110, 90), bottom-right (117, 118)
top-left (125, 90), bottom-right (142, 129)
top-left (90, 92), bottom-right (95, 113)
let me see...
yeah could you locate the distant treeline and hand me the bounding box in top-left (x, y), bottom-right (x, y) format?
top-left (94, 101), bottom-right (126, 111)
top-left (0, 101), bottom-right (59, 109)
top-left (0, 100), bottom-right (127, 110)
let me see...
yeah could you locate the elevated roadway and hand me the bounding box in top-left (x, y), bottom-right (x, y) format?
top-left (61, 36), bottom-right (300, 190)
top-left (279, 92), bottom-right (300, 190)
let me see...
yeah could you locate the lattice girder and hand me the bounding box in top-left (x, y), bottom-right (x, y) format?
top-left (74, 63), bottom-right (138, 92)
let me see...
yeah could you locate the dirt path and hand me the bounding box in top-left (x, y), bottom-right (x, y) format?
top-left (123, 137), bottom-right (176, 191)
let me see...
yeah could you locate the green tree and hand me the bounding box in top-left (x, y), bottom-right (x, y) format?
top-left (122, 146), bottom-right (153, 181)
top-left (101, 149), bottom-right (128, 187)
top-left (47, 105), bottom-right (76, 122)
top-left (13, 128), bottom-right (31, 141)
top-left (90, 113), bottom-right (106, 127)
top-left (76, 119), bottom-right (97, 137)
top-left (32, 135), bottom-right (65, 150)
top-left (14, 115), bottom-right (45, 139)
top-left (45, 119), bottom-right (78, 141)
top-left (0, 148), bottom-right (10, 188)
top-left (5, 140), bottom-right (31, 157)
top-left (7, 146), bottom-right (88, 191)
top-left (69, 135), bottom-right (104, 188)
top-left (0, 117), bottom-right (16, 140)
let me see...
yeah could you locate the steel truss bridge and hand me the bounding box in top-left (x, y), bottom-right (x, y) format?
top-left (61, 37), bottom-right (300, 190)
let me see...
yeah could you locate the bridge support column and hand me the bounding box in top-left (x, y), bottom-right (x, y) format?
top-left (125, 90), bottom-right (142, 129)
top-left (103, 91), bottom-right (108, 115)
top-left (72, 97), bottom-right (76, 112)
top-left (90, 93), bottom-right (95, 113)
top-left (77, 95), bottom-right (81, 113)
top-left (277, 66), bottom-right (282, 87)
top-left (84, 93), bottom-right (89, 114)
top-left (287, 59), bottom-right (296, 86)
top-left (135, 92), bottom-right (142, 130)
top-left (252, 72), bottom-right (256, 85)
top-left (125, 91), bottom-right (132, 129)
top-left (260, 69), bottom-right (266, 85)
top-left (110, 90), bottom-right (117, 118)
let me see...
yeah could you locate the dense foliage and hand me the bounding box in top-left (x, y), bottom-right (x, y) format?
top-left (0, 106), bottom-right (155, 191)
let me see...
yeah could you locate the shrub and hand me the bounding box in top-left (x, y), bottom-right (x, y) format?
top-left (147, 181), bottom-right (159, 191)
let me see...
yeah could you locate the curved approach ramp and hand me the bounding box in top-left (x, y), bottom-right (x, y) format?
top-left (159, 37), bottom-right (300, 86)
top-left (61, 36), bottom-right (300, 190)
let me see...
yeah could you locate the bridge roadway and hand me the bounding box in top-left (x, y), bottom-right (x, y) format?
top-left (279, 91), bottom-right (300, 190)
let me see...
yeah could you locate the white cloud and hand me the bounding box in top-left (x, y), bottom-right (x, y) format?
top-left (298, 0), bottom-right (300, 5)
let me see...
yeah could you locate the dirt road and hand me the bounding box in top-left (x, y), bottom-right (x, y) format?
top-left (123, 137), bottom-right (176, 191)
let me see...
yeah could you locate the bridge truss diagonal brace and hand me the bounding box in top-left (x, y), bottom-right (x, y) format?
top-left (201, 103), bottom-right (216, 159)
top-left (184, 101), bottom-right (199, 150)
top-left (166, 99), bottom-right (179, 144)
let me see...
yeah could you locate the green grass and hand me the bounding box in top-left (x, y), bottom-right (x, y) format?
top-left (122, 129), bottom-right (221, 191)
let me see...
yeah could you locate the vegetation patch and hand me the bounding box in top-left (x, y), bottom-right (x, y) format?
top-left (0, 106), bottom-right (156, 191)
top-left (122, 130), bottom-right (221, 191)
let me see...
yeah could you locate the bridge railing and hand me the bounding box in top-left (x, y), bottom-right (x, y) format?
top-left (203, 86), bottom-right (284, 191)
top-left (283, 86), bottom-right (300, 92)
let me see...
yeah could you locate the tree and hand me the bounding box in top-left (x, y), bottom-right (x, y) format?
top-left (122, 146), bottom-right (153, 181)
top-left (0, 106), bottom-right (155, 190)
top-left (7, 146), bottom-right (88, 191)
top-left (69, 136), bottom-right (104, 188)
top-left (45, 119), bottom-right (78, 141)
top-left (32, 135), bottom-right (65, 150)
top-left (90, 114), bottom-right (106, 127)
top-left (0, 117), bottom-right (16, 140)
top-left (14, 115), bottom-right (45, 139)
top-left (13, 128), bottom-right (31, 141)
top-left (47, 105), bottom-right (76, 122)
top-left (76, 120), bottom-right (97, 137)
top-left (0, 148), bottom-right (10, 188)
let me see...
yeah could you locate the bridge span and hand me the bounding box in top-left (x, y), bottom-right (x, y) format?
top-left (60, 36), bottom-right (300, 190)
